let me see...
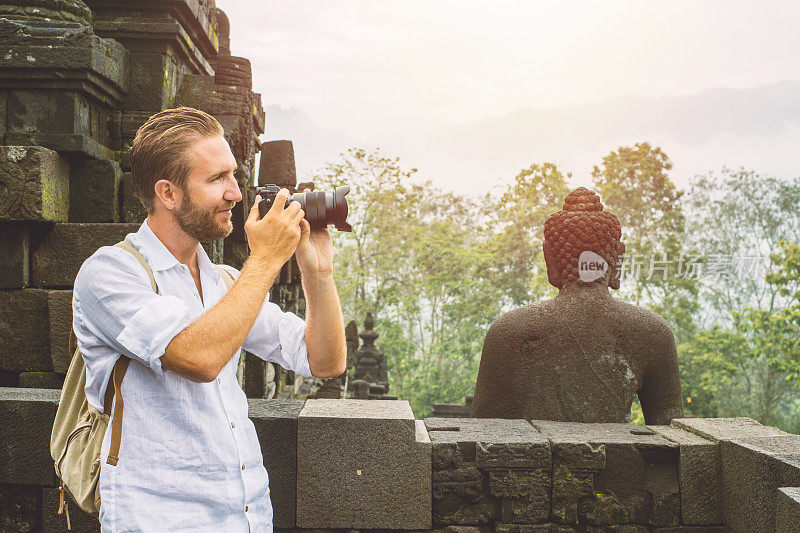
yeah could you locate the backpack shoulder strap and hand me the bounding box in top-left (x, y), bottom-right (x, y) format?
top-left (99, 241), bottom-right (159, 465)
top-left (214, 264), bottom-right (236, 291)
top-left (114, 241), bottom-right (159, 294)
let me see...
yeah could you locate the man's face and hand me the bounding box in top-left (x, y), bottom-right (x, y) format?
top-left (174, 135), bottom-right (242, 242)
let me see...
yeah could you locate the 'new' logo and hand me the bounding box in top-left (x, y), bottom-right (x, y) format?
top-left (578, 251), bottom-right (608, 282)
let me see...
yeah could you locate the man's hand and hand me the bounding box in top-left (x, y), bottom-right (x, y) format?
top-left (245, 188), bottom-right (303, 265)
top-left (295, 188), bottom-right (334, 276)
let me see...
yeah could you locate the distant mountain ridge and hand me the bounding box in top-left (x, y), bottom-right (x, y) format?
top-left (264, 81), bottom-right (800, 192)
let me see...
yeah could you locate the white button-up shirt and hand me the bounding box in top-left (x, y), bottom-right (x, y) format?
top-left (72, 219), bottom-right (311, 532)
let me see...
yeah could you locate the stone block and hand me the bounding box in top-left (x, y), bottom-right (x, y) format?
top-left (0, 145), bottom-right (69, 222)
top-left (19, 372), bottom-right (63, 389)
top-left (7, 90), bottom-right (93, 140)
top-left (0, 484), bottom-right (41, 533)
top-left (551, 442), bottom-right (606, 470)
top-left (585, 526), bottom-right (649, 533)
top-left (651, 425), bottom-right (722, 525)
top-left (551, 496), bottom-right (578, 524)
top-left (211, 55), bottom-right (252, 89)
top-left (440, 527), bottom-right (493, 533)
top-left (488, 469), bottom-right (550, 499)
top-left (720, 434), bottom-right (800, 533)
top-left (533, 420), bottom-right (679, 527)
top-left (495, 524), bottom-right (578, 533)
top-left (0, 18), bottom-right (127, 99)
top-left (777, 487), bottom-right (800, 533)
top-left (69, 157), bottom-right (122, 222)
top-left (426, 418), bottom-right (548, 454)
top-left (4, 132), bottom-right (115, 160)
top-left (577, 491), bottom-right (630, 526)
top-left (296, 400), bottom-right (431, 529)
top-left (30, 223), bottom-right (140, 288)
top-left (215, 112), bottom-right (257, 185)
top-left (501, 496), bottom-right (549, 525)
top-left (650, 525), bottom-right (732, 533)
top-left (670, 417), bottom-right (786, 442)
top-left (201, 238), bottom-right (224, 264)
top-left (433, 486), bottom-right (499, 525)
top-left (0, 387), bottom-right (61, 485)
top-left (477, 441), bottom-right (551, 470)
top-left (121, 172), bottom-right (147, 223)
top-left (0, 90), bottom-right (6, 132)
top-left (120, 111), bottom-right (152, 149)
top-left (122, 52), bottom-right (179, 111)
top-left (48, 290), bottom-right (74, 374)
top-left (0, 289), bottom-right (51, 372)
top-left (259, 141), bottom-right (296, 188)
top-left (86, 0), bottom-right (217, 76)
top-left (203, 85), bottom-right (252, 117)
top-left (253, 92), bottom-right (265, 135)
top-left (0, 369), bottom-right (18, 388)
top-left (552, 463), bottom-right (594, 499)
top-left (214, 7), bottom-right (231, 54)
top-left (242, 352), bottom-right (266, 398)
top-left (426, 418), bottom-right (548, 526)
top-left (248, 399), bottom-right (304, 528)
top-left (229, 186), bottom-right (253, 242)
top-left (223, 239), bottom-right (250, 270)
top-left (41, 486), bottom-right (100, 533)
top-left (0, 221), bottom-right (30, 288)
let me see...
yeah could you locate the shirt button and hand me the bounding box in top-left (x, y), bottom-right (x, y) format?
top-left (245, 505), bottom-right (248, 512)
top-left (241, 464), bottom-right (246, 470)
top-left (231, 422), bottom-right (236, 429)
top-left (278, 344), bottom-right (282, 351)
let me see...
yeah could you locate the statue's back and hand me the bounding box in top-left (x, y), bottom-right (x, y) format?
top-left (471, 291), bottom-right (674, 423)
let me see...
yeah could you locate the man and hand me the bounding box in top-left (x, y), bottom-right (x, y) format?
top-left (72, 107), bottom-right (346, 531)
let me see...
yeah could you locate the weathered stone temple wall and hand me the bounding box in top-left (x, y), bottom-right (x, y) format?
top-left (0, 0), bottom-right (305, 397)
top-left (3, 390), bottom-right (800, 532)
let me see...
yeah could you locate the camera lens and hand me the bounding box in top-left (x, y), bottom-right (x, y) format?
top-left (255, 185), bottom-right (352, 231)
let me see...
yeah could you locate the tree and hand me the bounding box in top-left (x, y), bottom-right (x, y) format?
top-left (679, 172), bottom-right (800, 428)
top-left (591, 142), bottom-right (699, 343)
top-left (314, 148), bottom-right (502, 416)
top-left (486, 162), bottom-right (570, 306)
top-left (684, 168), bottom-right (800, 327)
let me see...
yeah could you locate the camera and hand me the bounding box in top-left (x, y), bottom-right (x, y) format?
top-left (254, 184), bottom-right (352, 232)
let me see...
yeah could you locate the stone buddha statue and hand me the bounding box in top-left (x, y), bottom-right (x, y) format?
top-left (470, 187), bottom-right (683, 425)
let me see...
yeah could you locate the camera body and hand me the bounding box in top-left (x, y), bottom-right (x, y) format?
top-left (254, 184), bottom-right (352, 232)
top-left (256, 184), bottom-right (291, 212)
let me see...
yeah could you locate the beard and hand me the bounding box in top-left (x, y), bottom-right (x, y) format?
top-left (174, 189), bottom-right (235, 242)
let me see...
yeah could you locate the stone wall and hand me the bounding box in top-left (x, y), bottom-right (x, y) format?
top-left (2, 388), bottom-right (800, 532)
top-left (0, 0), bottom-right (305, 398)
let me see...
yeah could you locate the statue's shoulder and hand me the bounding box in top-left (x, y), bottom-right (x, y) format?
top-left (610, 298), bottom-right (676, 345)
top-left (488, 299), bottom-right (557, 336)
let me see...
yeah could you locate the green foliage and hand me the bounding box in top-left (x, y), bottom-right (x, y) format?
top-left (486, 162), bottom-right (570, 306)
top-left (592, 142), bottom-right (699, 344)
top-left (678, 171), bottom-right (800, 428)
top-left (314, 146), bottom-right (800, 429)
top-left (315, 148), bottom-right (502, 417)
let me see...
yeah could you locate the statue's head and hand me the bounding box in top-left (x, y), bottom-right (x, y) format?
top-left (543, 187), bottom-right (626, 290)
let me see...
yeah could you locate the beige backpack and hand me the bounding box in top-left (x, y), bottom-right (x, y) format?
top-left (50, 241), bottom-right (235, 528)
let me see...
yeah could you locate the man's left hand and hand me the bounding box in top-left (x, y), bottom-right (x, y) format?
top-left (295, 189), bottom-right (333, 276)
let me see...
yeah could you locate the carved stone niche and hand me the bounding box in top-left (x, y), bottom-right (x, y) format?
top-left (0, 10), bottom-right (128, 158)
top-left (83, 0), bottom-right (218, 77)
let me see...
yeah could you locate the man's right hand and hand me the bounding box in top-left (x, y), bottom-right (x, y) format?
top-left (244, 188), bottom-right (304, 264)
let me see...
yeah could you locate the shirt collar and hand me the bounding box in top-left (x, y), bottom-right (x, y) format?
top-left (133, 219), bottom-right (215, 275)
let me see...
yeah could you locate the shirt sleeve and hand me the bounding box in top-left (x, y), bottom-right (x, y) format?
top-left (218, 264), bottom-right (312, 378)
top-left (73, 246), bottom-right (194, 377)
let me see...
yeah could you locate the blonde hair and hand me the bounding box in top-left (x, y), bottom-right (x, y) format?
top-left (130, 107), bottom-right (224, 213)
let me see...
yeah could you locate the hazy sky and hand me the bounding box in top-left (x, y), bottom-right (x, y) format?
top-left (215, 1), bottom-right (800, 191)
